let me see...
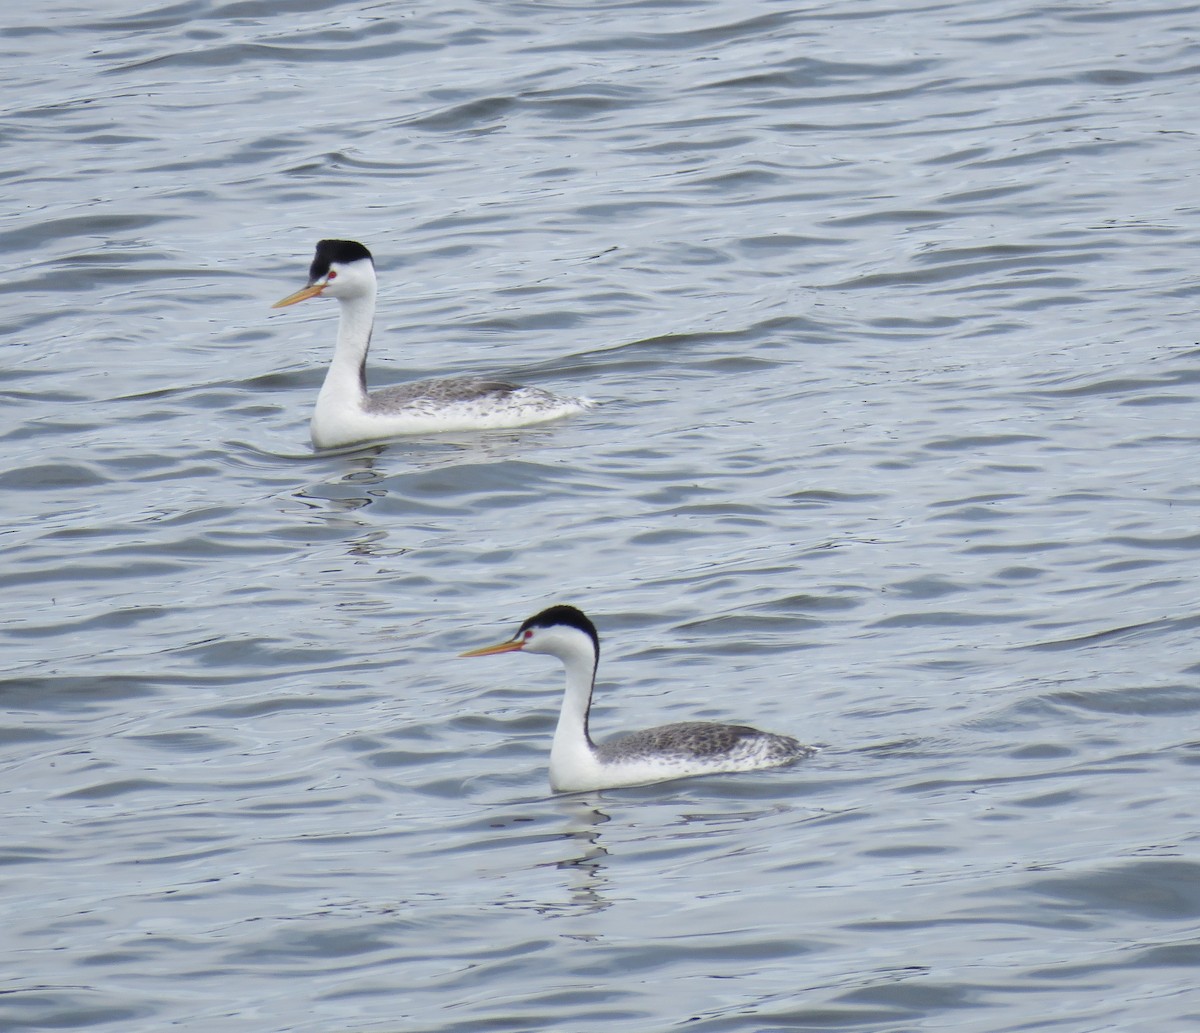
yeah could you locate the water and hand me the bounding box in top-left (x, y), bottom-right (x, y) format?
top-left (3, 0), bottom-right (1199, 1029)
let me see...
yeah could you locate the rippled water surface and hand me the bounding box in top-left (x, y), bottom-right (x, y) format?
top-left (4, 0), bottom-right (1200, 1030)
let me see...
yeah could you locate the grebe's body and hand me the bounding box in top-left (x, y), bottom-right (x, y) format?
top-left (272, 240), bottom-right (590, 449)
top-left (461, 605), bottom-right (813, 792)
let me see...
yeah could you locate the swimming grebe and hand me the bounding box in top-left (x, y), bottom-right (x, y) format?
top-left (272, 239), bottom-right (591, 448)
top-left (461, 604), bottom-right (813, 791)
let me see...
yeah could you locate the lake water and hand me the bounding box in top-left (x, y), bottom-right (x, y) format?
top-left (3, 0), bottom-right (1200, 1030)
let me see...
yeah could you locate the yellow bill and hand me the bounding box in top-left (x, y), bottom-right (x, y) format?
top-left (459, 638), bottom-right (525, 658)
top-left (272, 282), bottom-right (326, 308)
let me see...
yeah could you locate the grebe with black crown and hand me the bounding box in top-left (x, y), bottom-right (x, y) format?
top-left (272, 240), bottom-right (592, 449)
top-left (461, 604), bottom-right (814, 792)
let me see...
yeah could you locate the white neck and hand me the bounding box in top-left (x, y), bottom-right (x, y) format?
top-left (313, 290), bottom-right (375, 434)
top-left (548, 638), bottom-right (599, 780)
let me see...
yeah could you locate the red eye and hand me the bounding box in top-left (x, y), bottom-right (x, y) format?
top-left (327, 270), bottom-right (338, 280)
top-left (523, 630), bottom-right (534, 640)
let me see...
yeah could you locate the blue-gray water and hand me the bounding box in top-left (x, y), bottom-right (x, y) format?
top-left (4, 1), bottom-right (1199, 1030)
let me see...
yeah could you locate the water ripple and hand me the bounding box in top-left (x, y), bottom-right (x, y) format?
top-left (3, 0), bottom-right (1200, 1030)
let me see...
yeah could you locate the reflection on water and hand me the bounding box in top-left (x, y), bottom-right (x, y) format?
top-left (552, 799), bottom-right (614, 918)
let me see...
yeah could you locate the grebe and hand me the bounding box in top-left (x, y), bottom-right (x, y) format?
top-left (460, 604), bottom-right (813, 792)
top-left (272, 240), bottom-right (591, 449)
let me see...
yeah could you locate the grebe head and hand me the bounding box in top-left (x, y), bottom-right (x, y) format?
top-left (272, 239), bottom-right (376, 308)
top-left (460, 604), bottom-right (599, 663)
